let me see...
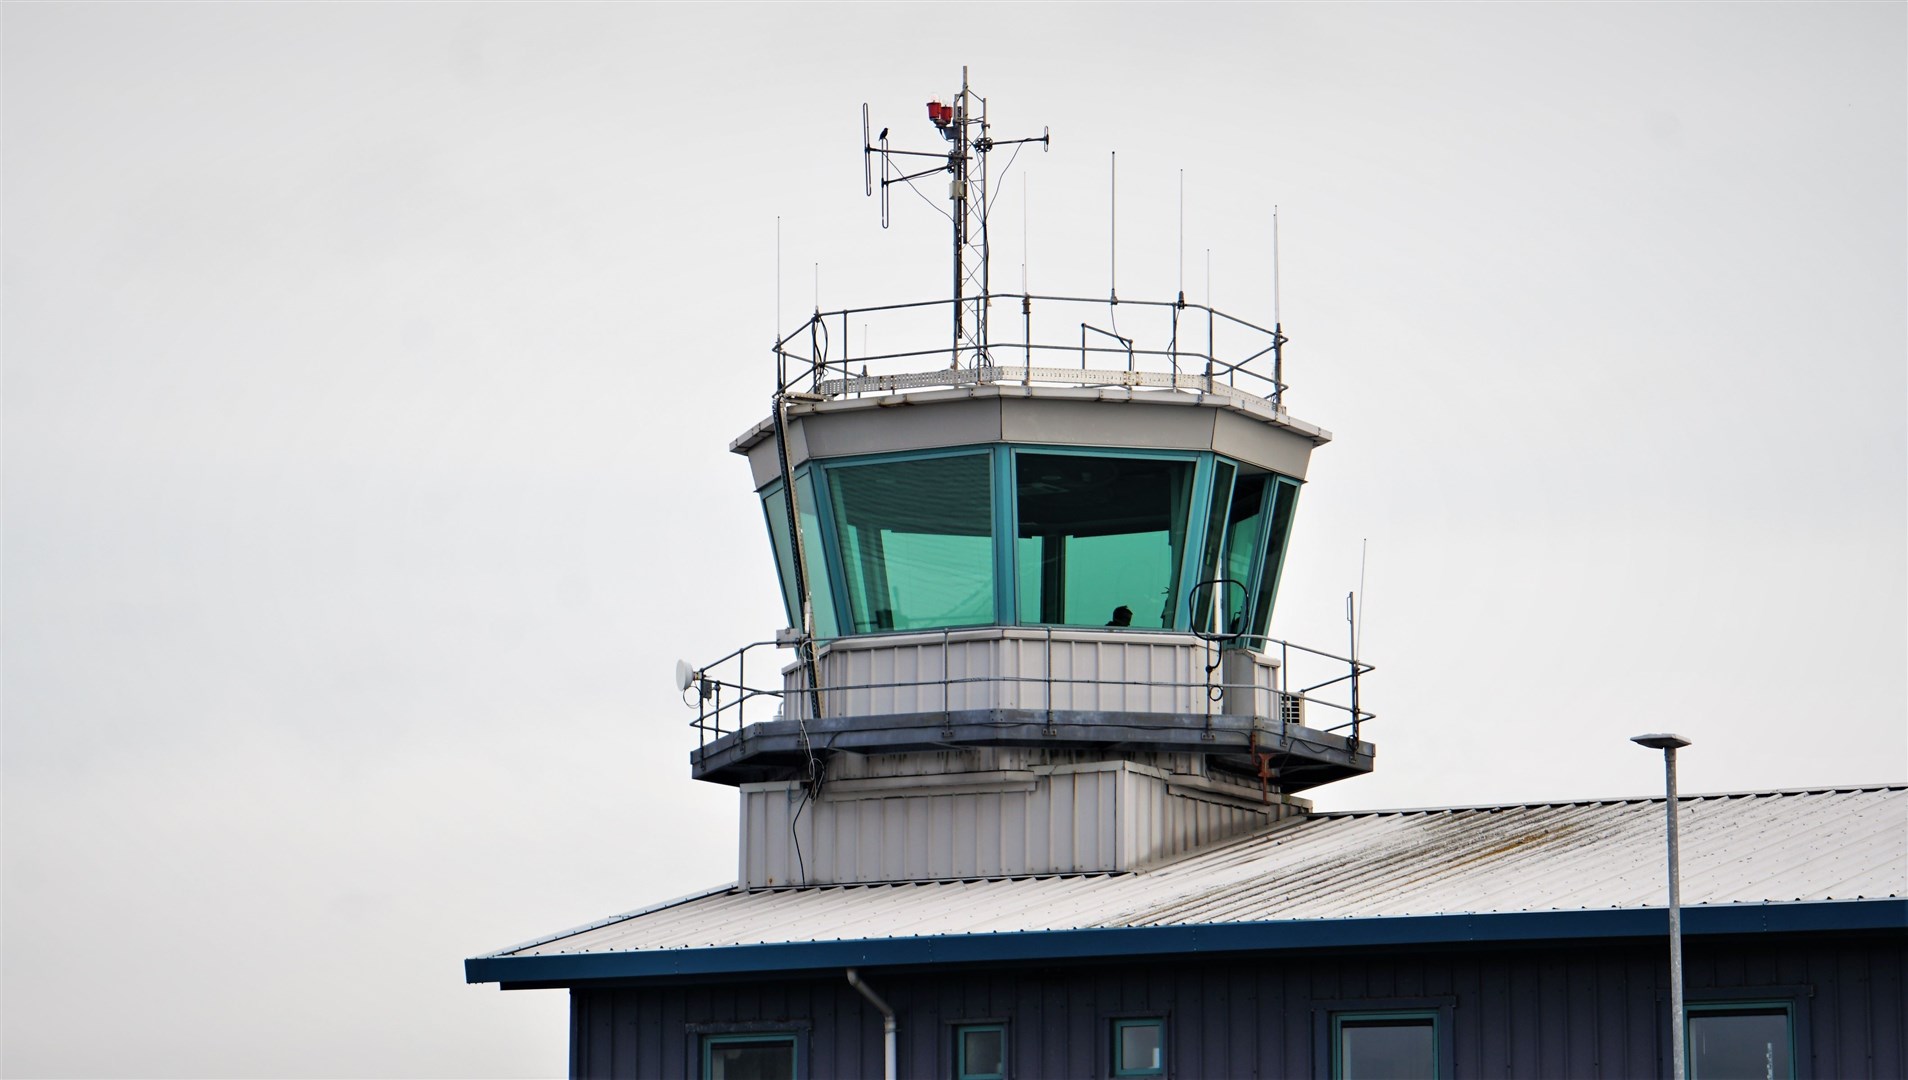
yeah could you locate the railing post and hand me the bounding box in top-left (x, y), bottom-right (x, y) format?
top-left (1044, 626), bottom-right (1055, 733)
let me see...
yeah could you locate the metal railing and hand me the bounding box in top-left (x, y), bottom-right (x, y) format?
top-left (773, 293), bottom-right (1288, 410)
top-left (682, 627), bottom-right (1372, 751)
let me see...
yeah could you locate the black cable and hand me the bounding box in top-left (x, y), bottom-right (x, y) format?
top-left (898, 173), bottom-right (955, 223)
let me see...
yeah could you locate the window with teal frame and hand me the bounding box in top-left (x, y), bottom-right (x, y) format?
top-left (702, 1032), bottom-right (798, 1080)
top-left (1331, 1011), bottom-right (1437, 1080)
top-left (822, 451), bottom-right (995, 633)
top-left (1687, 1002), bottom-right (1794, 1079)
top-left (1014, 451), bottom-right (1198, 630)
top-left (1222, 471), bottom-right (1272, 637)
top-left (759, 482), bottom-right (800, 628)
top-left (1112, 1018), bottom-right (1166, 1076)
top-left (956, 1023), bottom-right (1008, 1080)
top-left (1246, 476), bottom-right (1300, 645)
top-left (791, 470), bottom-right (842, 639)
top-left (1191, 460), bottom-right (1237, 634)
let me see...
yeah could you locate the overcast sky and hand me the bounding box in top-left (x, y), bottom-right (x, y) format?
top-left (5, 4), bottom-right (1903, 1077)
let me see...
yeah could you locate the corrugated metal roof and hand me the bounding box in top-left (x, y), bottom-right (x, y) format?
top-left (498, 785), bottom-right (1906, 960)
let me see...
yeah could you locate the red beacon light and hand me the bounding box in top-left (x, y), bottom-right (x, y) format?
top-left (926, 100), bottom-right (954, 129)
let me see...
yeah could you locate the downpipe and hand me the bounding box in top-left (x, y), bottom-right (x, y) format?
top-left (845, 968), bottom-right (897, 1080)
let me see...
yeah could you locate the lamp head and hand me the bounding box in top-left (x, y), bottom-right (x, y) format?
top-left (1631, 733), bottom-right (1692, 751)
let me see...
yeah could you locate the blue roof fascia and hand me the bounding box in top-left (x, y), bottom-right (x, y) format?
top-left (465, 898), bottom-right (1906, 987)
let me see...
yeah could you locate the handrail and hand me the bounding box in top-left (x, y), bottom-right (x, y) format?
top-left (772, 292), bottom-right (1289, 411)
top-left (684, 629), bottom-right (1372, 750)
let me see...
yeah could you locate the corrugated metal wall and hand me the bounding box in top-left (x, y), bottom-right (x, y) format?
top-left (568, 934), bottom-right (1905, 1079)
top-left (738, 756), bottom-right (1286, 887)
top-left (781, 632), bottom-right (1281, 720)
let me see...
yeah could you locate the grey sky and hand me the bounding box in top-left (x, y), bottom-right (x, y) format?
top-left (4, 4), bottom-right (1902, 1077)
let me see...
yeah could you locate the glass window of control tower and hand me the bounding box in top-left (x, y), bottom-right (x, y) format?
top-left (759, 471), bottom-right (843, 640)
top-left (823, 452), bottom-right (995, 633)
top-left (1015, 452), bottom-right (1197, 630)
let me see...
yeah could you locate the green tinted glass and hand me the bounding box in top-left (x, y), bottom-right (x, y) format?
top-left (1015, 453), bottom-right (1195, 629)
top-left (1192, 461), bottom-right (1237, 633)
top-left (793, 471), bottom-right (841, 639)
top-left (1223, 473), bottom-right (1271, 636)
top-left (1248, 478), bottom-right (1299, 644)
top-left (760, 484), bottom-right (799, 628)
top-left (825, 453), bottom-right (994, 633)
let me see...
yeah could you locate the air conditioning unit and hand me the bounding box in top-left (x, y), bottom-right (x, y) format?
top-left (1278, 692), bottom-right (1305, 727)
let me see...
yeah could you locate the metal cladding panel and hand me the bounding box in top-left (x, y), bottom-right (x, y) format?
top-left (507, 786), bottom-right (1907, 956)
top-left (790, 633), bottom-right (1246, 719)
top-left (742, 768), bottom-right (1131, 887)
top-left (1211, 407), bottom-right (1317, 478)
top-left (793, 398), bottom-right (1004, 464)
top-left (997, 395), bottom-right (1219, 450)
top-left (569, 937), bottom-right (1904, 1080)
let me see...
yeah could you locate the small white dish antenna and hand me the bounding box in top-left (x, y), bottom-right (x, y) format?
top-left (674, 659), bottom-right (697, 693)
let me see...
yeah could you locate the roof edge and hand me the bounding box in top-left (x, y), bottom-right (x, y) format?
top-left (1308, 782), bottom-right (1908, 818)
top-left (465, 897), bottom-right (1907, 988)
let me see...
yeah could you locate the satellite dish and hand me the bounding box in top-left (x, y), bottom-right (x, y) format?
top-left (674, 659), bottom-right (696, 693)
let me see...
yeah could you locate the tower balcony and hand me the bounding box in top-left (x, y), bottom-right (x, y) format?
top-left (685, 627), bottom-right (1373, 795)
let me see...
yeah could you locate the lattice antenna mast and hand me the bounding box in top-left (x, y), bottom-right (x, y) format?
top-left (864, 67), bottom-right (1048, 368)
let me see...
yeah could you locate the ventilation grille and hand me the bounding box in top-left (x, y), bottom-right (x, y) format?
top-left (1278, 692), bottom-right (1305, 727)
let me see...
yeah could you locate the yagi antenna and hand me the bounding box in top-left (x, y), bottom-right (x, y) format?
top-left (862, 67), bottom-right (1049, 368)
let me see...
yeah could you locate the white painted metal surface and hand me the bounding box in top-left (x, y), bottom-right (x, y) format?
top-left (781, 629), bottom-right (1280, 722)
top-left (737, 750), bottom-right (1297, 888)
top-left (731, 383), bottom-right (1331, 491)
top-left (504, 786), bottom-right (1907, 957)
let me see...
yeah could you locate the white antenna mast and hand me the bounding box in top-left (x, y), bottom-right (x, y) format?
top-left (1109, 150), bottom-right (1118, 304)
top-left (1357, 537), bottom-right (1369, 656)
top-left (1272, 205), bottom-right (1287, 410)
top-left (1177, 169), bottom-right (1185, 306)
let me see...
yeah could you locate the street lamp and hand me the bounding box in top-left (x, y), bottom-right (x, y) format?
top-left (1633, 732), bottom-right (1692, 1080)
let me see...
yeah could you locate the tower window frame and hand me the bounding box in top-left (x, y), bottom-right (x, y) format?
top-left (1008, 445), bottom-right (1212, 632)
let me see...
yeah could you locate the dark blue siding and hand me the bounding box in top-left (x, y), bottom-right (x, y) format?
top-left (567, 933), bottom-right (1904, 1079)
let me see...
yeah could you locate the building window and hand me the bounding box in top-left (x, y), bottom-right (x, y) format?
top-left (824, 451), bottom-right (995, 633)
top-left (792, 470), bottom-right (843, 639)
top-left (1688, 1003), bottom-right (1794, 1079)
top-left (1244, 476), bottom-right (1300, 644)
top-left (1331, 1011), bottom-right (1437, 1080)
top-left (702, 1033), bottom-right (797, 1080)
top-left (1014, 451), bottom-right (1197, 630)
top-left (956, 1023), bottom-right (1008, 1080)
top-left (1112, 1018), bottom-right (1166, 1076)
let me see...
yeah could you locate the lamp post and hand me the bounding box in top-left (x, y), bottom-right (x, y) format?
top-left (1633, 733), bottom-right (1692, 1080)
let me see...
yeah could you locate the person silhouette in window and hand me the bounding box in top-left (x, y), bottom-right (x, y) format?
top-left (1106, 605), bottom-right (1133, 627)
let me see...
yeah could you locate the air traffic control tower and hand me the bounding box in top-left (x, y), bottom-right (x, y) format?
top-left (682, 73), bottom-right (1375, 891)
